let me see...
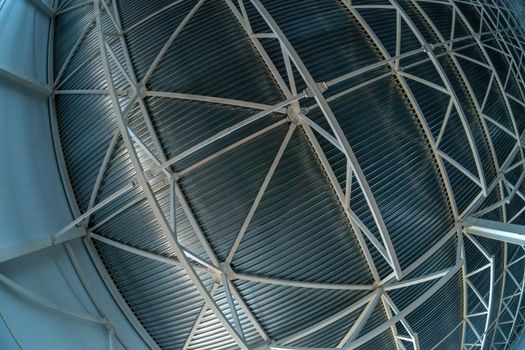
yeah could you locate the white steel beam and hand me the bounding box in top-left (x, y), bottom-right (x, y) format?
top-left (82, 237), bottom-right (162, 350)
top-left (89, 232), bottom-right (216, 275)
top-left (347, 262), bottom-right (463, 350)
top-left (160, 93), bottom-right (305, 170)
top-left (123, 0), bottom-right (185, 34)
top-left (221, 268), bottom-right (245, 341)
top-left (276, 293), bottom-right (374, 345)
top-left (56, 1), bottom-right (92, 15)
top-left (227, 0), bottom-right (383, 288)
top-left (0, 272), bottom-right (105, 325)
top-left (0, 226), bottom-right (85, 263)
top-left (0, 64), bottom-right (51, 96)
top-left (411, 0), bottom-right (507, 217)
top-left (231, 272), bottom-right (374, 291)
top-left (178, 119), bottom-right (288, 177)
top-left (338, 289), bottom-right (383, 348)
top-left (182, 284), bottom-right (219, 350)
top-left (141, 0), bottom-right (204, 85)
top-left (450, 0), bottom-right (525, 166)
top-left (388, 0), bottom-right (487, 198)
top-left (342, 0), bottom-right (461, 222)
top-left (249, 0), bottom-right (403, 280)
top-left (145, 90), bottom-right (287, 114)
top-left (105, 1), bottom-right (274, 345)
top-left (63, 242), bottom-right (139, 350)
top-left (464, 217), bottom-right (525, 246)
top-left (94, 1), bottom-right (248, 347)
top-left (225, 124), bottom-right (295, 264)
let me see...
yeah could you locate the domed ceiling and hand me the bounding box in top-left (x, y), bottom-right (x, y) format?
top-left (50, 0), bottom-right (525, 349)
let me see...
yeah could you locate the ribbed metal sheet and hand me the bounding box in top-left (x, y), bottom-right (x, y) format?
top-left (310, 75), bottom-right (454, 275)
top-left (55, 94), bottom-right (116, 212)
top-left (94, 241), bottom-right (211, 349)
top-left (51, 0), bottom-right (525, 349)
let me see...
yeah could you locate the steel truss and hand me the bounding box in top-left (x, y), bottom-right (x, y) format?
top-left (9, 0), bottom-right (524, 349)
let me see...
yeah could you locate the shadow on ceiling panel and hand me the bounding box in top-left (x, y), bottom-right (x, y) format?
top-left (232, 129), bottom-right (372, 285)
top-left (122, 0), bottom-right (199, 82)
top-left (406, 270), bottom-right (463, 350)
top-left (233, 279), bottom-right (370, 342)
top-left (178, 124), bottom-right (289, 262)
top-left (55, 94), bottom-right (116, 212)
top-left (310, 74), bottom-right (455, 273)
top-left (249, 0), bottom-right (383, 83)
top-left (148, 0), bottom-right (283, 105)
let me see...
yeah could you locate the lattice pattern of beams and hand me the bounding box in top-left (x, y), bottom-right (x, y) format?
top-left (32, 0), bottom-right (525, 349)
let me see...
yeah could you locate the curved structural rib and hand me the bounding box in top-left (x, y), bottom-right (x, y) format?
top-left (42, 0), bottom-right (525, 349)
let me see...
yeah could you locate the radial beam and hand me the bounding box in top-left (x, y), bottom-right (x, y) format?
top-left (227, 0), bottom-right (385, 284)
top-left (389, 0), bottom-right (487, 196)
top-left (94, 1), bottom-right (247, 347)
top-left (463, 217), bottom-right (525, 246)
top-left (0, 64), bottom-right (51, 96)
top-left (0, 226), bottom-right (85, 263)
top-left (347, 262), bottom-right (463, 350)
top-left (232, 272), bottom-right (374, 291)
top-left (276, 293), bottom-right (374, 345)
top-left (104, 0), bottom-right (274, 344)
top-left (249, 0), bottom-right (403, 279)
top-left (410, 0), bottom-right (507, 216)
top-left (342, 1), bottom-right (460, 221)
top-left (450, 0), bottom-right (525, 162)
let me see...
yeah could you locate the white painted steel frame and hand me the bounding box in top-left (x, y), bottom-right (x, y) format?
top-left (46, 1), bottom-right (162, 348)
top-left (93, 1), bottom-right (249, 348)
top-left (41, 0), bottom-right (525, 349)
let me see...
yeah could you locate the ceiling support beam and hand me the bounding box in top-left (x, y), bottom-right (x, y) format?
top-left (182, 284), bottom-right (219, 350)
top-left (411, 0), bottom-right (507, 217)
top-left (225, 0), bottom-right (383, 287)
top-left (347, 262), bottom-right (463, 350)
top-left (0, 226), bottom-right (85, 263)
top-left (0, 272), bottom-right (105, 325)
top-left (55, 0), bottom-right (92, 16)
top-left (248, 0), bottom-right (402, 280)
top-left (145, 90), bottom-right (288, 113)
top-left (463, 217), bottom-right (525, 246)
top-left (63, 242), bottom-right (134, 350)
top-left (338, 289), bottom-right (383, 348)
top-left (94, 1), bottom-right (248, 348)
top-left (0, 64), bottom-right (51, 97)
top-left (450, 0), bottom-right (525, 167)
top-left (231, 272), bottom-right (374, 291)
top-left (159, 93), bottom-right (304, 170)
top-left (100, 1), bottom-right (272, 346)
top-left (490, 245), bottom-right (525, 349)
top-left (225, 124), bottom-right (295, 264)
top-left (480, 0), bottom-right (525, 100)
top-left (277, 294), bottom-right (374, 346)
top-left (460, 233), bottom-right (494, 350)
top-left (389, 0), bottom-right (488, 197)
top-left (45, 0), bottom-right (525, 348)
top-left (45, 2), bottom-right (160, 348)
top-left (341, 0), bottom-right (460, 222)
